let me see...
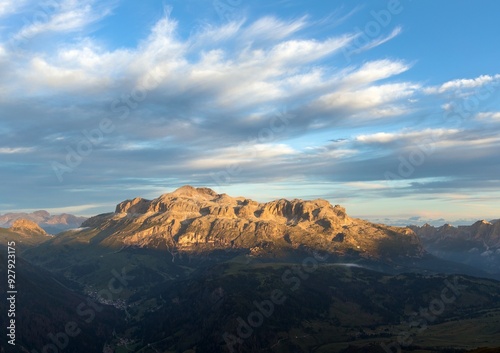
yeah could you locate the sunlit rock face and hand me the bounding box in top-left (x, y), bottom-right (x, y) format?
top-left (78, 185), bottom-right (424, 259)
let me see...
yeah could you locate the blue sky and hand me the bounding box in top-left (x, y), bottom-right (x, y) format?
top-left (0, 0), bottom-right (499, 226)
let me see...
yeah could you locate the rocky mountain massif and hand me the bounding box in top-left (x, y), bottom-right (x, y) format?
top-left (0, 210), bottom-right (87, 233)
top-left (410, 220), bottom-right (500, 274)
top-left (77, 185), bottom-right (423, 259)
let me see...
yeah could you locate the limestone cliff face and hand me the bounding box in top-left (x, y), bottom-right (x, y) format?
top-left (80, 185), bottom-right (424, 258)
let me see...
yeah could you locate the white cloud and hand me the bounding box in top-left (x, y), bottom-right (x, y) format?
top-left (25, 57), bottom-right (111, 90)
top-left (242, 16), bottom-right (308, 41)
top-left (425, 74), bottom-right (500, 94)
top-left (268, 35), bottom-right (353, 65)
top-left (13, 0), bottom-right (112, 40)
top-left (356, 128), bottom-right (459, 144)
top-left (0, 0), bottom-right (25, 17)
top-left (189, 20), bottom-right (244, 46)
top-left (318, 82), bottom-right (420, 116)
top-left (434, 135), bottom-right (500, 150)
top-left (186, 143), bottom-right (296, 169)
top-left (476, 112), bottom-right (500, 121)
top-left (0, 147), bottom-right (34, 154)
top-left (344, 181), bottom-right (387, 190)
top-left (341, 59), bottom-right (410, 86)
top-left (352, 26), bottom-right (403, 54)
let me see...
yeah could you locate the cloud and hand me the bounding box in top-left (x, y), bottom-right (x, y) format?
top-left (316, 82), bottom-right (420, 118)
top-left (424, 74), bottom-right (500, 94)
top-left (26, 56), bottom-right (112, 91)
top-left (476, 112), bottom-right (500, 121)
top-left (242, 15), bottom-right (308, 41)
top-left (13, 0), bottom-right (113, 41)
top-left (0, 147), bottom-right (34, 154)
top-left (186, 143), bottom-right (296, 169)
top-left (0, 0), bottom-right (25, 17)
top-left (344, 25), bottom-right (402, 58)
top-left (341, 59), bottom-right (410, 86)
top-left (355, 128), bottom-right (459, 144)
top-left (358, 25), bottom-right (402, 51)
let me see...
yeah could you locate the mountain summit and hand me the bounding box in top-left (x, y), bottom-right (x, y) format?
top-left (77, 186), bottom-right (423, 259)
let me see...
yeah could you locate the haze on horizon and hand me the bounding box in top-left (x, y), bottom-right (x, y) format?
top-left (0, 0), bottom-right (499, 226)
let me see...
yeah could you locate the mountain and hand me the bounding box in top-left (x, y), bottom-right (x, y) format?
top-left (0, 210), bottom-right (87, 234)
top-left (410, 220), bottom-right (500, 274)
top-left (76, 185), bottom-right (424, 259)
top-left (0, 219), bottom-right (52, 251)
top-left (21, 185), bottom-right (428, 303)
top-left (25, 186), bottom-right (495, 285)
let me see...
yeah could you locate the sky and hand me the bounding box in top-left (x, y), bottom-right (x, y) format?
top-left (0, 0), bottom-right (499, 226)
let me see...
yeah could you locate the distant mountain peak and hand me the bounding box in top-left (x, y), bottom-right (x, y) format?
top-left (10, 219), bottom-right (48, 237)
top-left (33, 210), bottom-right (50, 218)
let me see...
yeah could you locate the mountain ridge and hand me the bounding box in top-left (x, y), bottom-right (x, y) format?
top-left (76, 185), bottom-right (423, 259)
top-left (410, 221), bottom-right (500, 274)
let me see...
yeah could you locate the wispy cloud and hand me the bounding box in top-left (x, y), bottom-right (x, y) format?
top-left (424, 74), bottom-right (500, 94)
top-left (354, 25), bottom-right (403, 54)
top-left (476, 112), bottom-right (500, 121)
top-left (0, 147), bottom-right (34, 154)
top-left (355, 128), bottom-right (459, 144)
top-left (13, 0), bottom-right (114, 41)
top-left (0, 0), bottom-right (26, 17)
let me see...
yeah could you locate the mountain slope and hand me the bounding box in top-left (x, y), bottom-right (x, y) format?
top-left (0, 246), bottom-right (120, 353)
top-left (410, 221), bottom-right (500, 274)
